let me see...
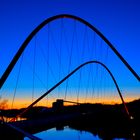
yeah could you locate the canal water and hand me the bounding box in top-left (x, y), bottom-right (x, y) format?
top-left (24, 126), bottom-right (126, 140)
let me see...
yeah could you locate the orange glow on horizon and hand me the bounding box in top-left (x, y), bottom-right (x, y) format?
top-left (2, 94), bottom-right (139, 110)
top-left (1, 89), bottom-right (139, 109)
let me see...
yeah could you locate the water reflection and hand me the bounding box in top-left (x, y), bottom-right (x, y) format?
top-left (24, 126), bottom-right (127, 140)
top-left (24, 126), bottom-right (101, 140)
top-left (0, 116), bottom-right (26, 122)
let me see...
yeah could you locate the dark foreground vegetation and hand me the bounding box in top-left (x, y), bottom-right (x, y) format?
top-left (0, 99), bottom-right (140, 140)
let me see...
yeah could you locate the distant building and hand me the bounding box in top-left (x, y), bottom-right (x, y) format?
top-left (52, 99), bottom-right (64, 111)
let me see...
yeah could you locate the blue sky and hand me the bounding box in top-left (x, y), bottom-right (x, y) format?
top-left (0, 0), bottom-right (139, 108)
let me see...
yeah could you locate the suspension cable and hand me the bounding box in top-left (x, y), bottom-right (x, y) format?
top-left (32, 36), bottom-right (37, 102)
top-left (77, 25), bottom-right (88, 103)
top-left (64, 19), bottom-right (76, 100)
top-left (11, 54), bottom-right (23, 109)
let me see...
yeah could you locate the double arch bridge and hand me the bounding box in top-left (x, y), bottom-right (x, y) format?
top-left (0, 14), bottom-right (139, 140)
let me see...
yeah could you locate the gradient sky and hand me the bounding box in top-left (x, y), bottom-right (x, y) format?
top-left (0, 0), bottom-right (140, 108)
